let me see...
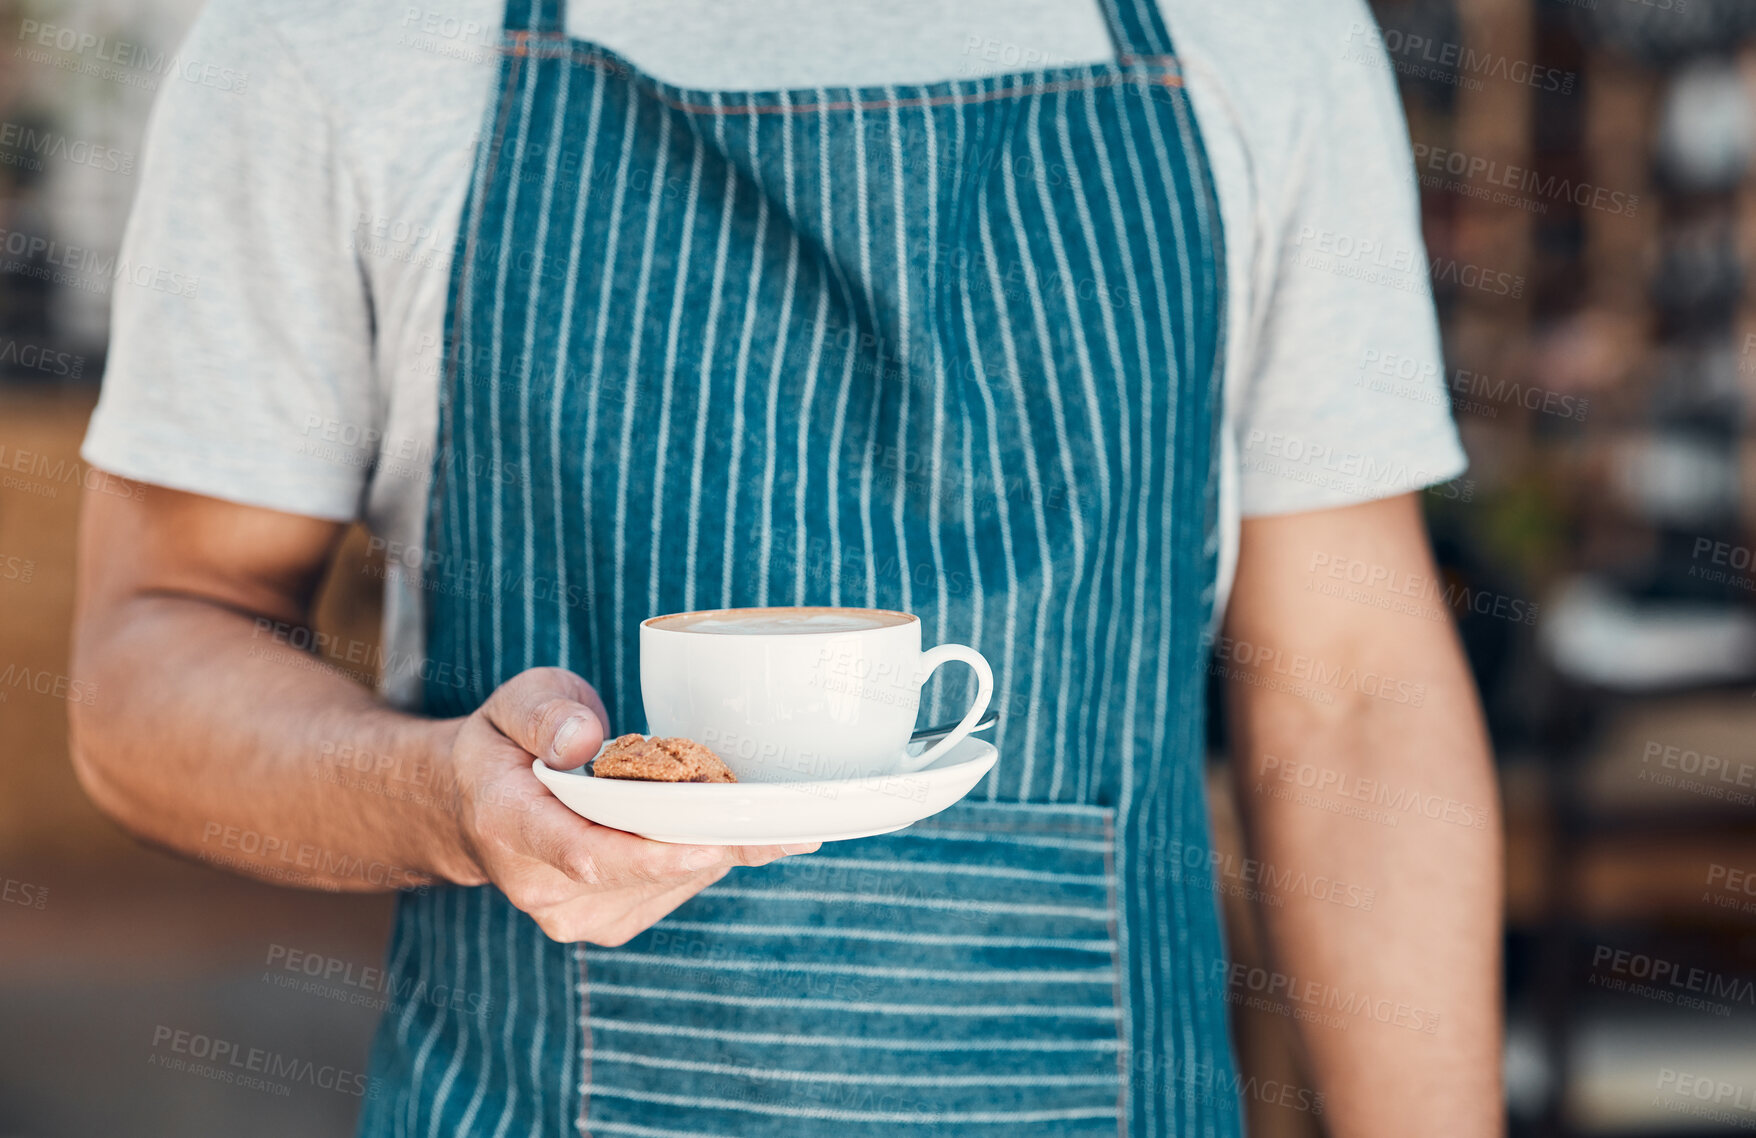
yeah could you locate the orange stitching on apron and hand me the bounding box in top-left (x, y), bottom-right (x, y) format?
top-left (501, 29), bottom-right (1183, 114)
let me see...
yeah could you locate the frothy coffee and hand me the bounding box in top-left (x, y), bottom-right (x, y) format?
top-left (651, 607), bottom-right (914, 636)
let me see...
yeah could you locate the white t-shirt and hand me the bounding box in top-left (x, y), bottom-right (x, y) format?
top-left (82, 0), bottom-right (1467, 708)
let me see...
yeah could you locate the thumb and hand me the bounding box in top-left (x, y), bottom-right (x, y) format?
top-left (482, 667), bottom-right (610, 770)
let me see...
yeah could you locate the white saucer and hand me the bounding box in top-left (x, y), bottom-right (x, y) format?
top-left (530, 736), bottom-right (998, 845)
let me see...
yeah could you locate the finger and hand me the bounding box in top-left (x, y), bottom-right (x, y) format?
top-left (508, 797), bottom-right (745, 888)
top-left (603, 864), bottom-right (734, 942)
top-left (726, 841), bottom-right (822, 866)
top-left (622, 838), bottom-right (823, 875)
top-left (482, 666), bottom-right (609, 769)
top-left (575, 862), bottom-right (728, 927)
top-left (536, 864), bottom-right (731, 946)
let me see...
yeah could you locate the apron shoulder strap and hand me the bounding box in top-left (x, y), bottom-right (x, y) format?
top-left (503, 0), bottom-right (564, 35)
top-left (1095, 0), bottom-right (1178, 62)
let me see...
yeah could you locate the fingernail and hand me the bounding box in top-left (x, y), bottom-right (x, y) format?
top-left (551, 714), bottom-right (590, 761)
top-left (780, 843), bottom-right (819, 856)
top-left (682, 848), bottom-right (723, 871)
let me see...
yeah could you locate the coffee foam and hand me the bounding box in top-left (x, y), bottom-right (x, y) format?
top-left (656, 609), bottom-right (912, 636)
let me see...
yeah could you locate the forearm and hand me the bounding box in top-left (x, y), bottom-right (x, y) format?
top-left (1228, 666), bottom-right (1503, 1135)
top-left (70, 592), bottom-right (476, 892)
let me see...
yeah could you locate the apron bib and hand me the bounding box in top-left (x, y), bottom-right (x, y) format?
top-left (361, 0), bottom-right (1233, 1133)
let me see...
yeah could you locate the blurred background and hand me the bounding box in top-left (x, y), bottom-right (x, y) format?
top-left (4, 0), bottom-right (1756, 1134)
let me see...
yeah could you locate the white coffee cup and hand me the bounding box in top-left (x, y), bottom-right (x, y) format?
top-left (639, 606), bottom-right (994, 783)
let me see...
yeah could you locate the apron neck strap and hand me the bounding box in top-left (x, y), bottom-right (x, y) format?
top-left (504, 0), bottom-right (564, 34)
top-left (1094, 0), bottom-right (1177, 61)
top-left (502, 0), bottom-right (1176, 63)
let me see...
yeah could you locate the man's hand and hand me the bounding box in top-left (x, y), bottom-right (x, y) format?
top-left (70, 480), bottom-right (813, 945)
top-left (442, 667), bottom-right (815, 945)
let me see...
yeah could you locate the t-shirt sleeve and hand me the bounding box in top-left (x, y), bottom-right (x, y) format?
top-left (80, 0), bottom-right (377, 521)
top-left (1231, 0), bottom-right (1468, 517)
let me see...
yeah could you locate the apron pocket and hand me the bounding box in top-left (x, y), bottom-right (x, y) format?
top-left (578, 799), bottom-right (1126, 1137)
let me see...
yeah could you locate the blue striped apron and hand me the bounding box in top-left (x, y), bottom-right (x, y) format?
top-left (360, 0), bottom-right (1235, 1133)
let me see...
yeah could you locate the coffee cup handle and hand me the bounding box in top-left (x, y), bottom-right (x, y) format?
top-left (899, 644), bottom-right (994, 772)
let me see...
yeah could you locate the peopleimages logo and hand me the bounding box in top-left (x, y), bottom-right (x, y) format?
top-left (1239, 429), bottom-right (1464, 502)
top-left (0, 335), bottom-right (81, 378)
top-left (1656, 1069), bottom-right (1756, 1116)
top-left (1, 875), bottom-right (47, 909)
top-left (0, 663), bottom-right (97, 706)
top-left (1153, 834), bottom-right (1377, 910)
top-left (0, 226), bottom-right (198, 297)
top-left (0, 123), bottom-right (133, 174)
top-left (149, 1025), bottom-right (376, 1098)
top-left (1256, 754), bottom-right (1492, 831)
top-left (1591, 945), bottom-right (1756, 1011)
top-left (1641, 741), bottom-right (1756, 791)
top-left (198, 823), bottom-right (427, 891)
top-left (1358, 350), bottom-right (1585, 422)
top-left (264, 943), bottom-right (489, 1016)
top-left (1306, 551), bottom-right (1540, 627)
top-left (1202, 631), bottom-right (1427, 708)
top-left (15, 20), bottom-right (249, 93)
top-left (1214, 960), bottom-right (1443, 1034)
top-left (1343, 21), bottom-right (1576, 93)
top-left (1410, 143), bottom-right (1639, 216)
top-left (251, 617), bottom-right (478, 691)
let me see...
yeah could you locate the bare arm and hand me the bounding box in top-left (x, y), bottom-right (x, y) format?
top-left (1221, 493), bottom-right (1503, 1136)
top-left (69, 479), bottom-right (812, 942)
